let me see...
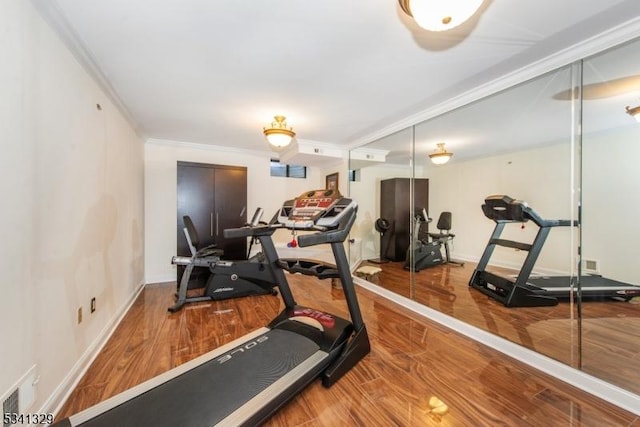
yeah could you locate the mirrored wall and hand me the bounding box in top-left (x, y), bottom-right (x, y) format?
top-left (580, 38), bottom-right (640, 394)
top-left (350, 36), bottom-right (640, 398)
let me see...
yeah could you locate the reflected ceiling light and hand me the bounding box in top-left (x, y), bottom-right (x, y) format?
top-left (625, 105), bottom-right (640, 122)
top-left (263, 115), bottom-right (296, 148)
top-left (398, 0), bottom-right (483, 32)
top-left (429, 143), bottom-right (453, 165)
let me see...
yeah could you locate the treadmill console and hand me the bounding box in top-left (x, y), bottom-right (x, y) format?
top-left (481, 194), bottom-right (569, 228)
top-left (278, 189), bottom-right (355, 229)
top-left (482, 195), bottom-right (530, 223)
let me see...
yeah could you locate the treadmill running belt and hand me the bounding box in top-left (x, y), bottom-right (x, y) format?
top-left (78, 329), bottom-right (320, 427)
top-left (528, 275), bottom-right (639, 295)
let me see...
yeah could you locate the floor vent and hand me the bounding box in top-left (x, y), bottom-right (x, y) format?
top-left (3, 388), bottom-right (19, 427)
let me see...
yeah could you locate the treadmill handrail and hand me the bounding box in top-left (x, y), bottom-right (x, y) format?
top-left (223, 223), bottom-right (281, 239)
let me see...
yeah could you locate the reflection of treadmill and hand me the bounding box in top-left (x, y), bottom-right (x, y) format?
top-left (469, 195), bottom-right (640, 307)
top-left (52, 189), bottom-right (369, 426)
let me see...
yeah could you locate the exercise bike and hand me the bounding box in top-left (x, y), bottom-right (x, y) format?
top-left (404, 209), bottom-right (464, 271)
top-left (169, 208), bottom-right (278, 312)
top-left (404, 208), bottom-right (445, 272)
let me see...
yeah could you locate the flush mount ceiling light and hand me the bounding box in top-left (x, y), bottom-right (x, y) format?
top-left (429, 143), bottom-right (453, 165)
top-left (398, 0), bottom-right (483, 32)
top-left (625, 105), bottom-right (640, 122)
top-left (263, 115), bottom-right (296, 148)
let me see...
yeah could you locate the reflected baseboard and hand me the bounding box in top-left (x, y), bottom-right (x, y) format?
top-left (367, 258), bottom-right (390, 264)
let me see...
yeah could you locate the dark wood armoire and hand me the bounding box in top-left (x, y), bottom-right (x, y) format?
top-left (176, 162), bottom-right (248, 285)
top-left (379, 178), bottom-right (429, 262)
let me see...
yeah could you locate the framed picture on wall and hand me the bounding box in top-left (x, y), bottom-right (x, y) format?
top-left (325, 172), bottom-right (339, 191)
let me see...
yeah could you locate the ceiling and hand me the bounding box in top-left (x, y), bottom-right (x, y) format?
top-left (35, 0), bottom-right (640, 155)
top-left (362, 35), bottom-right (640, 166)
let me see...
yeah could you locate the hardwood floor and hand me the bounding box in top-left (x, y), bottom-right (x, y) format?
top-left (364, 260), bottom-right (640, 395)
top-left (56, 275), bottom-right (639, 426)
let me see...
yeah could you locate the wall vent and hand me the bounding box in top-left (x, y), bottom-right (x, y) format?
top-left (1, 365), bottom-right (37, 426)
top-left (583, 259), bottom-right (600, 275)
top-left (3, 388), bottom-right (19, 427)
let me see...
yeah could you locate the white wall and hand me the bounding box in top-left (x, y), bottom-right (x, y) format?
top-left (144, 139), bottom-right (327, 283)
top-left (1, 1), bottom-right (144, 413)
top-left (583, 126), bottom-right (640, 283)
top-left (1, 0), bottom-right (36, 409)
top-left (350, 129), bottom-right (640, 284)
top-left (349, 143), bottom-right (578, 274)
top-left (349, 164), bottom-right (413, 261)
top-left (426, 143), bottom-right (576, 274)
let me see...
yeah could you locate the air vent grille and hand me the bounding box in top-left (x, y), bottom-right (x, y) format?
top-left (583, 259), bottom-right (600, 274)
top-left (3, 388), bottom-right (19, 427)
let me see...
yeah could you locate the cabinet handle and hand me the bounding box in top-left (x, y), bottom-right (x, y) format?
top-left (210, 212), bottom-right (213, 236)
top-left (216, 211), bottom-right (219, 236)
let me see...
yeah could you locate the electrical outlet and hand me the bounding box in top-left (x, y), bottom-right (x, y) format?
top-left (77, 307), bottom-right (83, 324)
top-left (90, 297), bottom-right (96, 313)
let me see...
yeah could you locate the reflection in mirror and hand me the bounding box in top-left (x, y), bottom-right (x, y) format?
top-left (349, 127), bottom-right (416, 296)
top-left (414, 63), bottom-right (581, 366)
top-left (581, 37), bottom-right (640, 395)
top-left (352, 65), bottom-right (582, 372)
top-left (351, 35), bottom-right (640, 402)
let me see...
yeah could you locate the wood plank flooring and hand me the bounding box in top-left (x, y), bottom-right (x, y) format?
top-left (365, 260), bottom-right (640, 395)
top-left (56, 276), bottom-right (639, 426)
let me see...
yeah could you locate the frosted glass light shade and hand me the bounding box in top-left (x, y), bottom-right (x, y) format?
top-left (265, 132), bottom-right (294, 147)
top-left (429, 152), bottom-right (453, 164)
top-left (429, 143), bottom-right (453, 165)
top-left (401, 0), bottom-right (483, 31)
top-left (264, 115), bottom-right (296, 148)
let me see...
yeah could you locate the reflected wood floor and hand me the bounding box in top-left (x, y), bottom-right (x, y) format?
top-left (365, 260), bottom-right (640, 395)
top-left (56, 276), bottom-right (639, 426)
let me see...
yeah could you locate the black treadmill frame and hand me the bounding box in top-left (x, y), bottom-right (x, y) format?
top-left (468, 195), bottom-right (570, 307)
top-left (53, 198), bottom-right (370, 427)
top-left (468, 195), bottom-right (640, 307)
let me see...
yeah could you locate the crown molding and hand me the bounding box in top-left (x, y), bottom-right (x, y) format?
top-left (145, 137), bottom-right (275, 156)
top-left (30, 0), bottom-right (144, 138)
top-left (348, 16), bottom-right (640, 150)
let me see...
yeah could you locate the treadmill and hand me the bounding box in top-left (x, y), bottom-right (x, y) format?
top-left (469, 195), bottom-right (640, 308)
top-left (53, 189), bottom-right (370, 426)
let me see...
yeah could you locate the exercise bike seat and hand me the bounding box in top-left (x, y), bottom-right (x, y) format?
top-left (183, 215), bottom-right (224, 258)
top-left (196, 246), bottom-right (223, 258)
top-left (428, 212), bottom-right (455, 241)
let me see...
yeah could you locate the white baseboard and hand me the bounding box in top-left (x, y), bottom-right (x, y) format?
top-left (42, 282), bottom-right (146, 417)
top-left (452, 252), bottom-right (572, 277)
top-left (354, 278), bottom-right (640, 416)
top-left (145, 273), bottom-right (176, 284)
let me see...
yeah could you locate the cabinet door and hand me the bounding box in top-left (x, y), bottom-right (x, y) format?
top-left (177, 164), bottom-right (215, 256)
top-left (214, 167), bottom-right (248, 260)
top-left (380, 179), bottom-right (398, 261)
top-left (392, 178), bottom-right (411, 261)
top-left (380, 178), bottom-right (429, 262)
